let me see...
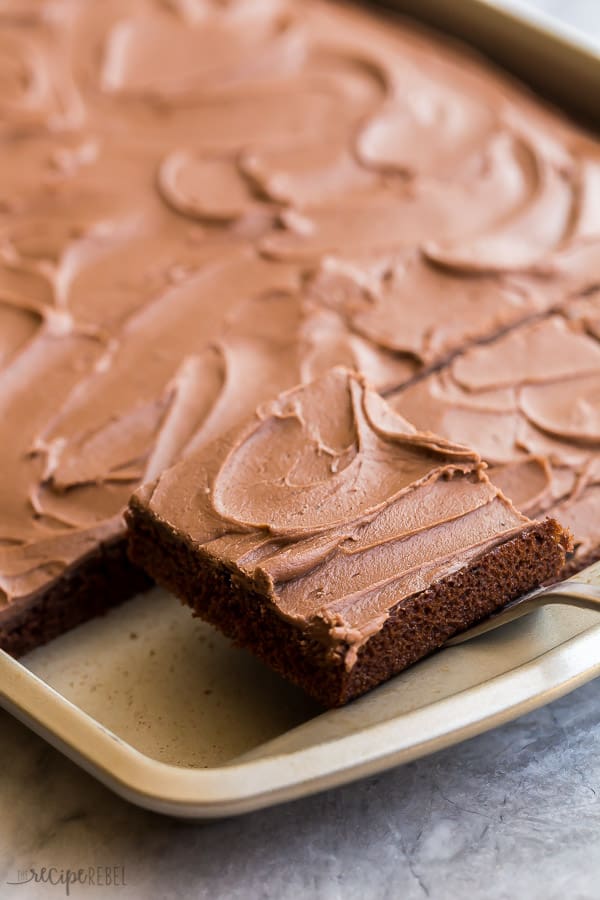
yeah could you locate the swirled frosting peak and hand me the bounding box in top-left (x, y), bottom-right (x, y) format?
top-left (211, 368), bottom-right (479, 536)
top-left (137, 369), bottom-right (532, 665)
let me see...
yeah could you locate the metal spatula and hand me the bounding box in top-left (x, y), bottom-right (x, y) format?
top-left (446, 560), bottom-right (600, 646)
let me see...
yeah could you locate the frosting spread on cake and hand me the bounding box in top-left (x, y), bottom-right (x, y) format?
top-left (391, 301), bottom-right (600, 562)
top-left (1, 0), bottom-right (599, 613)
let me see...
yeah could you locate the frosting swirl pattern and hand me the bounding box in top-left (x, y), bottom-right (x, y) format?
top-left (391, 300), bottom-right (600, 563)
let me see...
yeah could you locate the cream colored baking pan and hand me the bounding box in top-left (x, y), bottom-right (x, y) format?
top-left (2, 1), bottom-right (600, 819)
top-left (3, 571), bottom-right (600, 819)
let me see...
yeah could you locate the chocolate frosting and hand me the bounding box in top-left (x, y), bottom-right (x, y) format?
top-left (391, 301), bottom-right (600, 561)
top-left (1, 0), bottom-right (599, 617)
top-left (136, 368), bottom-right (531, 665)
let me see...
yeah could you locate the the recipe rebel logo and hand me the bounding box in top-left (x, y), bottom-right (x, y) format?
top-left (6, 865), bottom-right (127, 895)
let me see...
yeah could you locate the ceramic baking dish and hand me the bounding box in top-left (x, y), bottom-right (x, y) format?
top-left (2, 0), bottom-right (600, 819)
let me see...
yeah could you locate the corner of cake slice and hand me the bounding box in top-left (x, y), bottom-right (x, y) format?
top-left (126, 367), bottom-right (571, 708)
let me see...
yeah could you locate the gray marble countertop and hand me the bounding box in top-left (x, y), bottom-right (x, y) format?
top-left (2, 3), bottom-right (600, 898)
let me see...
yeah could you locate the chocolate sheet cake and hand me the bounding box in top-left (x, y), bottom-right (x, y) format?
top-left (1, 0), bottom-right (598, 658)
top-left (127, 369), bottom-right (569, 707)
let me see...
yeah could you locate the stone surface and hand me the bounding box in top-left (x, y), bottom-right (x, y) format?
top-left (2, 2), bottom-right (600, 898)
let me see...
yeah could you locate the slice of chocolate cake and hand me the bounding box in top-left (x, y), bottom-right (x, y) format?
top-left (127, 368), bottom-right (570, 707)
